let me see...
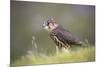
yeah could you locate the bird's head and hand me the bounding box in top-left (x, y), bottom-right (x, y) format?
top-left (42, 18), bottom-right (59, 31)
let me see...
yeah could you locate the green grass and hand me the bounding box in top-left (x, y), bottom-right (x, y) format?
top-left (11, 46), bottom-right (95, 67)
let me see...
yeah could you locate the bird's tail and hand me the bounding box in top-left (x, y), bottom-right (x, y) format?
top-left (81, 39), bottom-right (90, 47)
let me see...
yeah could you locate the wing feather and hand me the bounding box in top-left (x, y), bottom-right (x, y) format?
top-left (52, 26), bottom-right (81, 44)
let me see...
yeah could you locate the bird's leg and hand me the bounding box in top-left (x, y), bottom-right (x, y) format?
top-left (62, 43), bottom-right (70, 54)
top-left (65, 43), bottom-right (70, 49)
top-left (53, 36), bottom-right (63, 53)
top-left (56, 42), bottom-right (63, 53)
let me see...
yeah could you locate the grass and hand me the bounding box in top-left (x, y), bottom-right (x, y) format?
top-left (11, 46), bottom-right (95, 67)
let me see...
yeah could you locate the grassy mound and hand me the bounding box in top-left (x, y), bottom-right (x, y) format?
top-left (11, 46), bottom-right (95, 67)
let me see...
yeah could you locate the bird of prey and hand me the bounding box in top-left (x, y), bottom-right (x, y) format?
top-left (42, 18), bottom-right (84, 52)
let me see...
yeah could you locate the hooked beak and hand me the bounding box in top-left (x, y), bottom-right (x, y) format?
top-left (42, 21), bottom-right (49, 30)
top-left (42, 21), bottom-right (46, 28)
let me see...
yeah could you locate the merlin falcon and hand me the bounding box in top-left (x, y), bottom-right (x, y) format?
top-left (42, 18), bottom-right (84, 52)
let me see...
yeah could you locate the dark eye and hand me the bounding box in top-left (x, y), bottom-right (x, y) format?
top-left (47, 20), bottom-right (51, 25)
top-left (47, 22), bottom-right (50, 26)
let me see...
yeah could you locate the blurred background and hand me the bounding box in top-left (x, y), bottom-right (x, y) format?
top-left (11, 1), bottom-right (95, 63)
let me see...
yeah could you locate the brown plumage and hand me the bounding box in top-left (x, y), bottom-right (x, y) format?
top-left (50, 25), bottom-right (83, 49)
top-left (42, 18), bottom-right (83, 51)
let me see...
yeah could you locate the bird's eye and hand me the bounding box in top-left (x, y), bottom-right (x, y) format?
top-left (47, 22), bottom-right (50, 26)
